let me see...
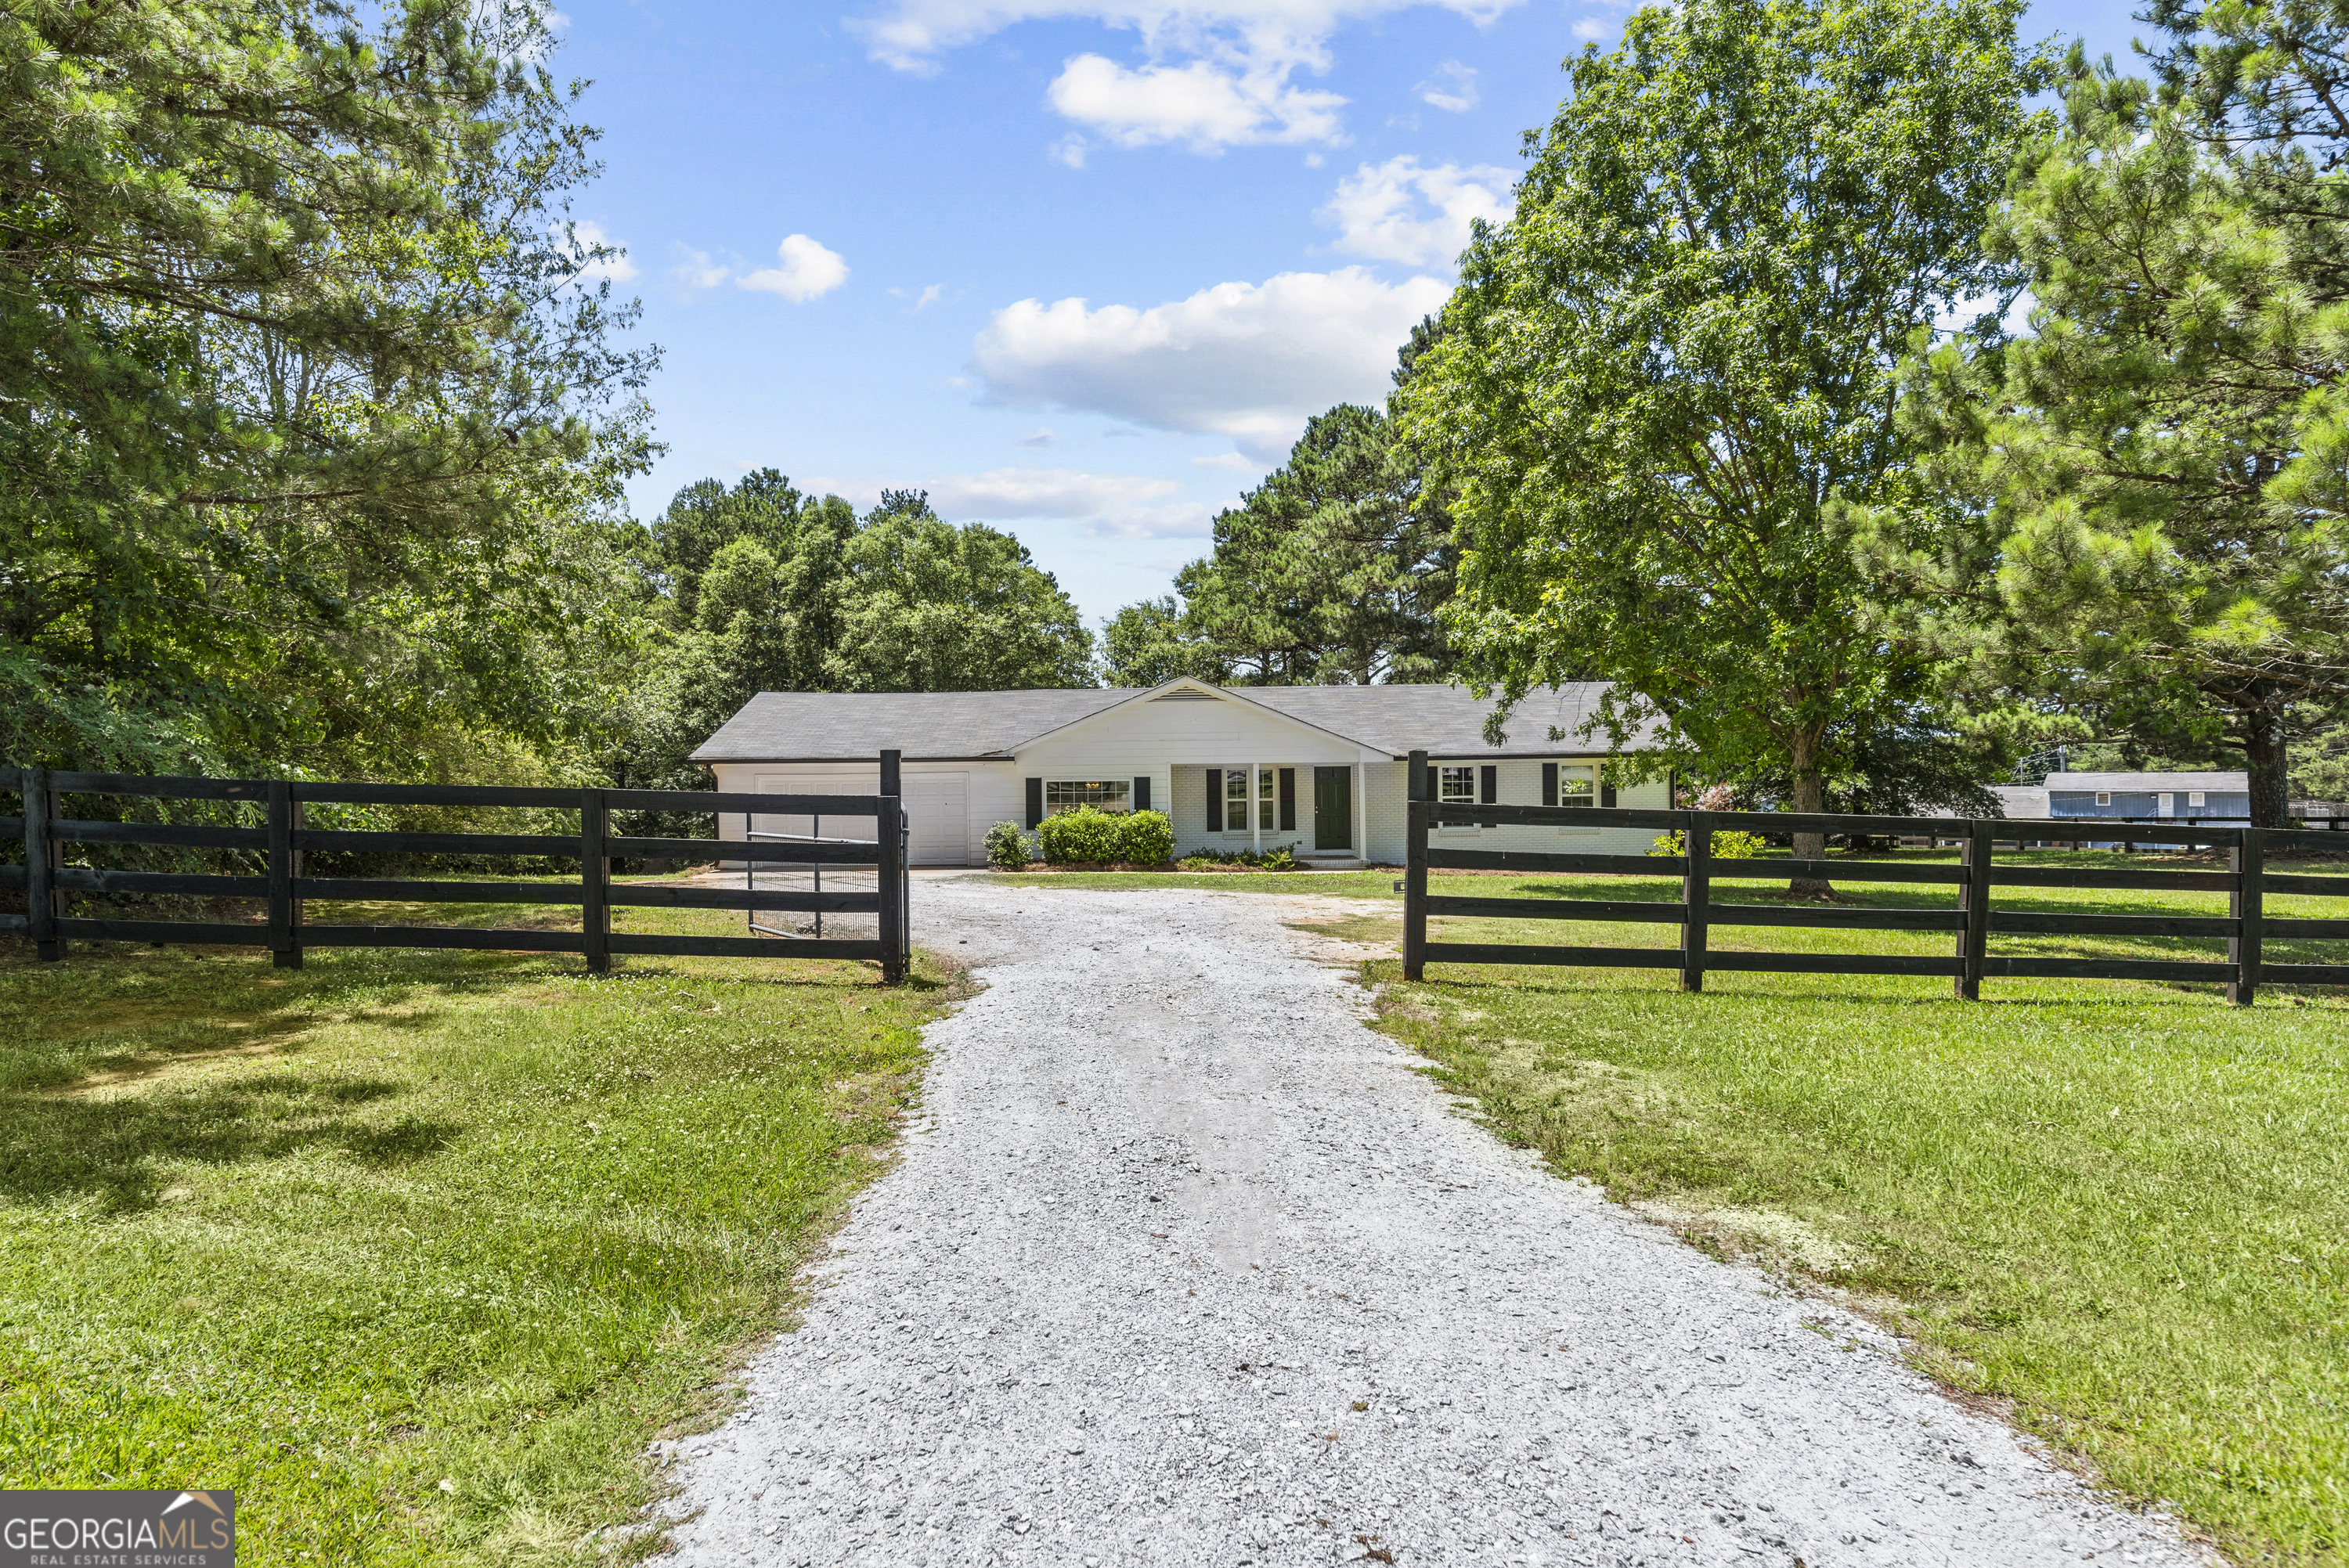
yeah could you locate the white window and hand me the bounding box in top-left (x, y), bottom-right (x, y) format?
top-left (1438, 765), bottom-right (1477, 829)
top-left (1557, 764), bottom-right (1597, 834)
top-left (2095, 791), bottom-right (2112, 806)
top-left (1221, 768), bottom-right (1273, 831)
top-left (2189, 790), bottom-right (2206, 807)
top-left (1046, 779), bottom-right (1129, 816)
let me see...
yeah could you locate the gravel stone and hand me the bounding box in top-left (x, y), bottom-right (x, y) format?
top-left (653, 880), bottom-right (2215, 1567)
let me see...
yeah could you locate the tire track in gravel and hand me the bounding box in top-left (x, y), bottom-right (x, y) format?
top-left (650, 880), bottom-right (2217, 1568)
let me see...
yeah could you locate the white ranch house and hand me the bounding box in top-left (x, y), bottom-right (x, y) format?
top-left (693, 679), bottom-right (1667, 867)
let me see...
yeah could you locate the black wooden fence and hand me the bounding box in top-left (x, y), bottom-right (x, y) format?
top-left (2, 755), bottom-right (911, 982)
top-left (1400, 750), bottom-right (2349, 1004)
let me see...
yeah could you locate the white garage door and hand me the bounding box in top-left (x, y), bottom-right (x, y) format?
top-left (750, 773), bottom-right (876, 847)
top-left (905, 773), bottom-right (969, 866)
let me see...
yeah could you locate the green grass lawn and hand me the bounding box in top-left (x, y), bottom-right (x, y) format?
top-left (991, 852), bottom-right (2349, 1562)
top-left (0, 890), bottom-right (961, 1566)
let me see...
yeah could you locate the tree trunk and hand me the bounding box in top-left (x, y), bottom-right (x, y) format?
top-left (1788, 734), bottom-right (1832, 898)
top-left (2243, 702), bottom-right (2293, 829)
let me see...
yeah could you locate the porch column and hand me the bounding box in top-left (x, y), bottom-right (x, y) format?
top-left (1355, 758), bottom-right (1366, 856)
top-left (1250, 763), bottom-right (1262, 855)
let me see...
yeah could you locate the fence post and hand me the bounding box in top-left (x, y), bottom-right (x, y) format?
top-left (581, 788), bottom-right (611, 975)
top-left (24, 766), bottom-right (60, 963)
top-left (1680, 811), bottom-right (1709, 993)
top-left (878, 750), bottom-right (905, 984)
top-left (2230, 832), bottom-right (2263, 1007)
top-left (267, 780), bottom-right (303, 970)
top-left (1403, 749), bottom-right (1428, 981)
top-left (1957, 821), bottom-right (1991, 1000)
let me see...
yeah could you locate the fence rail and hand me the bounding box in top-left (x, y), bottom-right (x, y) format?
top-left (1, 759), bottom-right (911, 982)
top-left (1398, 750), bottom-right (2349, 1004)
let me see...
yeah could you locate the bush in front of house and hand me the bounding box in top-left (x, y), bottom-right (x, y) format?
top-left (984, 820), bottom-right (1034, 868)
top-left (1649, 827), bottom-right (1767, 858)
top-left (1117, 809), bottom-right (1174, 866)
top-left (1038, 805), bottom-right (1124, 864)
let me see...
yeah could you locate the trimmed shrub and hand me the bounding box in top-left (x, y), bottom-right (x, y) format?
top-left (984, 820), bottom-right (1033, 869)
top-left (1650, 827), bottom-right (1766, 858)
top-left (1117, 809), bottom-right (1174, 866)
top-left (1037, 805), bottom-right (1123, 864)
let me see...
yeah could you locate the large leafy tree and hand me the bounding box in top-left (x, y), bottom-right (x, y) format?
top-left (0, 0), bottom-right (656, 773)
top-left (1099, 597), bottom-right (1227, 687)
top-left (1867, 26), bottom-right (2349, 827)
top-left (619, 481), bottom-right (1095, 789)
top-left (1102, 395), bottom-right (1455, 689)
top-left (1398, 0), bottom-right (2053, 882)
top-left (1177, 405), bottom-right (1454, 687)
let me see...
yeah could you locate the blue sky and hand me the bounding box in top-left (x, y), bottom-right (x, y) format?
top-left (557, 0), bottom-right (2153, 630)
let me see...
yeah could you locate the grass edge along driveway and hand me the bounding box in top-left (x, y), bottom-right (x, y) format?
top-left (0, 901), bottom-right (968, 1567)
top-left (1358, 873), bottom-right (2345, 1568)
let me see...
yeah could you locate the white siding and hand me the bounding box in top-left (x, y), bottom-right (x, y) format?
top-left (709, 760), bottom-right (1019, 867)
top-left (1012, 692), bottom-right (1375, 857)
top-left (1361, 759), bottom-right (1670, 863)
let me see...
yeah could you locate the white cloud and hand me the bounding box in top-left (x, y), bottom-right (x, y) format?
top-left (854, 1), bottom-right (1525, 152)
top-left (1319, 154), bottom-right (1510, 269)
top-left (1084, 502), bottom-right (1215, 539)
top-left (1571, 16), bottom-right (1612, 39)
top-left (890, 282), bottom-right (945, 308)
top-left (738, 235), bottom-right (850, 302)
top-left (1416, 59), bottom-right (1477, 112)
top-left (1192, 451), bottom-right (1254, 470)
top-left (854, 0), bottom-right (1522, 73)
top-left (970, 266), bottom-right (1449, 459)
top-left (924, 467), bottom-right (1187, 528)
top-left (1047, 53), bottom-right (1346, 150)
top-left (669, 245), bottom-right (731, 290)
top-left (565, 221), bottom-right (638, 283)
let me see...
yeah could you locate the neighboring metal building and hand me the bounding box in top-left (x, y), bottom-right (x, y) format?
top-left (2044, 770), bottom-right (2251, 824)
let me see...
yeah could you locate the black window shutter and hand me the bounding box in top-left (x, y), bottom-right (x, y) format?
top-left (1600, 780), bottom-right (1618, 808)
top-left (1205, 767), bottom-right (1221, 831)
top-left (1480, 765), bottom-right (1497, 804)
top-left (1542, 762), bottom-right (1558, 806)
top-left (1134, 775), bottom-right (1151, 812)
top-left (1025, 777), bottom-right (1043, 829)
top-left (1425, 765), bottom-right (1438, 800)
top-left (1278, 768), bottom-right (1296, 831)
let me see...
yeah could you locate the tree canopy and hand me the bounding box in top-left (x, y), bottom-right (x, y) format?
top-left (0, 0), bottom-right (655, 776)
top-left (615, 478), bottom-right (1095, 790)
top-left (1101, 395), bottom-right (1455, 690)
top-left (1862, 23), bottom-right (2349, 825)
top-left (1399, 0), bottom-right (2053, 874)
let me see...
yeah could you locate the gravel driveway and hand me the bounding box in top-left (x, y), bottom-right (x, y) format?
top-left (651, 879), bottom-right (2212, 1568)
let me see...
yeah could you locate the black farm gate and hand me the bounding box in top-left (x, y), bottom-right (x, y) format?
top-left (2, 754), bottom-right (912, 982)
top-left (1398, 750), bottom-right (2349, 1004)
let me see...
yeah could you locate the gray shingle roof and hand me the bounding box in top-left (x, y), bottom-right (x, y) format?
top-left (691, 689), bottom-right (1130, 762)
top-left (1239, 682), bottom-right (1658, 756)
top-left (2044, 770), bottom-right (2247, 794)
top-left (688, 681), bottom-right (1656, 762)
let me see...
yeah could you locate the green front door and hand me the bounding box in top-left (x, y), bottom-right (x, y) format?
top-left (1313, 766), bottom-right (1352, 851)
